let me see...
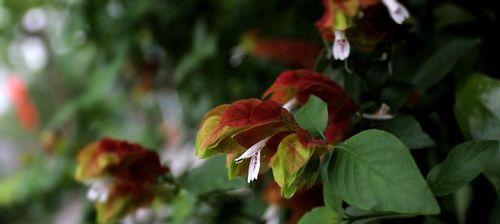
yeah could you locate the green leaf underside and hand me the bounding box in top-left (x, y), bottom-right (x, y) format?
top-left (295, 95), bottom-right (328, 139)
top-left (427, 141), bottom-right (499, 196)
top-left (454, 73), bottom-right (500, 141)
top-left (298, 207), bottom-right (340, 224)
top-left (330, 129), bottom-right (440, 215)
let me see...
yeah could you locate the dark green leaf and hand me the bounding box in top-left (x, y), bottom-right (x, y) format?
top-left (427, 141), bottom-right (499, 196)
top-left (330, 129), bottom-right (440, 215)
top-left (454, 73), bottom-right (500, 141)
top-left (184, 155), bottom-right (247, 195)
top-left (298, 207), bottom-right (340, 224)
top-left (412, 39), bottom-right (480, 90)
top-left (295, 95), bottom-right (328, 138)
top-left (375, 115), bottom-right (435, 149)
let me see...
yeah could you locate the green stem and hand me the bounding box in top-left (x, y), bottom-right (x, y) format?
top-left (313, 48), bottom-right (326, 71)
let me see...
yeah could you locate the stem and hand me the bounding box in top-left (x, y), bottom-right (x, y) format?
top-left (313, 48), bottom-right (326, 71)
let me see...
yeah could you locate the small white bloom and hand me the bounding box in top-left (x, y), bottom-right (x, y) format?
top-left (332, 30), bottom-right (350, 60)
top-left (262, 205), bottom-right (280, 224)
top-left (382, 0), bottom-right (410, 24)
top-left (362, 103), bottom-right (395, 120)
top-left (86, 178), bottom-right (112, 203)
top-left (282, 98), bottom-right (298, 111)
top-left (230, 46), bottom-right (246, 67)
top-left (235, 137), bottom-right (271, 183)
top-left (121, 208), bottom-right (155, 224)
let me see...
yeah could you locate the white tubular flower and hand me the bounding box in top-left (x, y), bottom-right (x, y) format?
top-left (382, 0), bottom-right (410, 24)
top-left (362, 103), bottom-right (395, 120)
top-left (235, 137), bottom-right (271, 183)
top-left (332, 30), bottom-right (350, 60)
top-left (86, 178), bottom-right (112, 203)
top-left (282, 98), bottom-right (298, 111)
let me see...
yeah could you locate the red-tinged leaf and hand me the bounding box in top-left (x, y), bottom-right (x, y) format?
top-left (239, 31), bottom-right (323, 69)
top-left (220, 99), bottom-right (283, 127)
top-left (296, 128), bottom-right (328, 148)
top-left (233, 122), bottom-right (289, 148)
top-left (196, 113), bottom-right (241, 157)
top-left (316, 0), bottom-right (360, 40)
top-left (199, 104), bottom-right (230, 127)
top-left (272, 134), bottom-right (314, 182)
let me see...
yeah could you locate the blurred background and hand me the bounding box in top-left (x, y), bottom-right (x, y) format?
top-left (0, 0), bottom-right (499, 223)
top-left (0, 0), bottom-right (322, 223)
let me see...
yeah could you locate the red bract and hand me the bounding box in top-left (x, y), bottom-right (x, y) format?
top-left (196, 99), bottom-right (295, 158)
top-left (76, 138), bottom-right (167, 183)
top-left (196, 99), bottom-right (327, 197)
top-left (316, 0), bottom-right (382, 40)
top-left (316, 0), bottom-right (359, 40)
top-left (263, 69), bottom-right (357, 143)
top-left (235, 31), bottom-right (323, 69)
top-left (75, 138), bottom-right (168, 224)
top-left (6, 75), bottom-right (39, 131)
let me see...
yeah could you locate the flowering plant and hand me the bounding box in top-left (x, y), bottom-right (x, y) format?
top-left (75, 138), bottom-right (168, 223)
top-left (1, 0), bottom-right (499, 224)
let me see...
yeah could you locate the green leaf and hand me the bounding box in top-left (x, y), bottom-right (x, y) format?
top-left (184, 155), bottom-right (247, 195)
top-left (412, 39), bottom-right (480, 90)
top-left (330, 129), bottom-right (440, 215)
top-left (427, 141), bottom-right (499, 196)
top-left (298, 207), bottom-right (340, 224)
top-left (171, 190), bottom-right (197, 224)
top-left (375, 115), bottom-right (435, 149)
top-left (454, 73), bottom-right (500, 141)
top-left (295, 95), bottom-right (328, 139)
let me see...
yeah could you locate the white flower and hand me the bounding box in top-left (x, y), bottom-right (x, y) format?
top-left (282, 98), bottom-right (298, 111)
top-left (230, 46), bottom-right (246, 67)
top-left (362, 103), bottom-right (395, 120)
top-left (332, 30), bottom-right (350, 60)
top-left (382, 0), bottom-right (410, 24)
top-left (235, 137), bottom-right (271, 183)
top-left (86, 178), bottom-right (112, 203)
top-left (262, 205), bottom-right (280, 224)
top-left (121, 208), bottom-right (155, 224)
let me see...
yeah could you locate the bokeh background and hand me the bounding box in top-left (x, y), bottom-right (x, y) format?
top-left (0, 0), bottom-right (499, 223)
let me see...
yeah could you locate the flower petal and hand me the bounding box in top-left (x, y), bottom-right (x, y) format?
top-left (247, 150), bottom-right (261, 183)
